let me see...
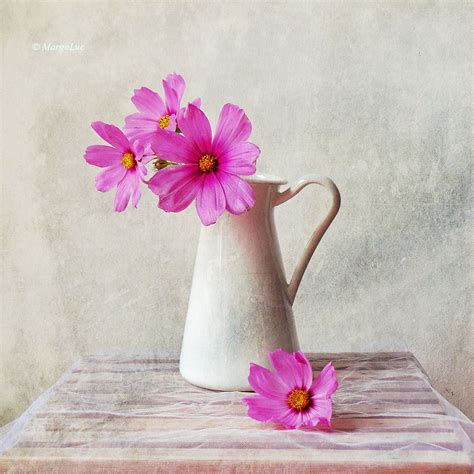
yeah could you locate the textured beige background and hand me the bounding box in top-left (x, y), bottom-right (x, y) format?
top-left (1, 0), bottom-right (473, 424)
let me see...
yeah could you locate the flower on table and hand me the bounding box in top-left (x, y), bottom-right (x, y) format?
top-left (242, 349), bottom-right (338, 429)
top-left (84, 122), bottom-right (147, 212)
top-left (147, 103), bottom-right (260, 226)
top-left (124, 73), bottom-right (201, 146)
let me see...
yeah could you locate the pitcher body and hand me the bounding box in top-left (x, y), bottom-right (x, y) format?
top-left (179, 174), bottom-right (340, 391)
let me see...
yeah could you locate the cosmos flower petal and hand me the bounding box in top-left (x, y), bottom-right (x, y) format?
top-left (159, 185), bottom-right (200, 212)
top-left (310, 362), bottom-right (338, 398)
top-left (159, 174), bottom-right (204, 213)
top-left (163, 85), bottom-right (179, 115)
top-left (216, 171), bottom-right (256, 215)
top-left (132, 186), bottom-right (141, 208)
top-left (242, 395), bottom-right (289, 423)
top-left (124, 112), bottom-right (159, 129)
top-left (130, 171), bottom-right (141, 208)
top-left (294, 352), bottom-right (314, 391)
top-left (178, 104), bottom-right (213, 155)
top-left (268, 348), bottom-right (305, 389)
top-left (310, 397), bottom-right (333, 426)
top-left (114, 174), bottom-right (133, 212)
top-left (84, 145), bottom-right (122, 168)
top-left (148, 164), bottom-right (201, 198)
top-left (137, 162), bottom-right (148, 178)
top-left (247, 363), bottom-right (289, 399)
top-left (177, 98), bottom-right (201, 126)
top-left (212, 103), bottom-right (252, 156)
top-left (318, 417), bottom-right (332, 428)
top-left (124, 167), bottom-right (144, 208)
top-left (141, 148), bottom-right (155, 163)
top-left (91, 122), bottom-right (130, 152)
top-left (277, 408), bottom-right (305, 429)
top-left (301, 408), bottom-right (322, 428)
top-left (149, 130), bottom-right (200, 164)
top-left (124, 113), bottom-right (159, 144)
top-left (190, 97), bottom-right (201, 108)
top-left (219, 142), bottom-right (260, 175)
top-left (163, 73), bottom-right (185, 113)
top-left (131, 87), bottom-right (166, 117)
top-left (195, 172), bottom-right (226, 226)
top-left (95, 165), bottom-right (127, 193)
top-left (131, 140), bottom-right (145, 161)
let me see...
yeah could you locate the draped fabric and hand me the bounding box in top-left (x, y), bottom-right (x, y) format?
top-left (1, 352), bottom-right (472, 472)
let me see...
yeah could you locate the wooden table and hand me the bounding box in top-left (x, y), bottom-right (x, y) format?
top-left (0, 352), bottom-right (472, 472)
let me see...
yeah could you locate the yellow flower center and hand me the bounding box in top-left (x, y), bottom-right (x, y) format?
top-left (287, 389), bottom-right (311, 411)
top-left (121, 152), bottom-right (135, 169)
top-left (198, 154), bottom-right (217, 173)
top-left (159, 114), bottom-right (170, 129)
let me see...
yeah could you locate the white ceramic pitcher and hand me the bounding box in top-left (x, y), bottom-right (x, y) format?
top-left (180, 174), bottom-right (341, 391)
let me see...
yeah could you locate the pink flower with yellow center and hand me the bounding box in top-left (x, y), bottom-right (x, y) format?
top-left (84, 122), bottom-right (147, 212)
top-left (124, 73), bottom-right (201, 146)
top-left (147, 103), bottom-right (260, 226)
top-left (243, 349), bottom-right (338, 429)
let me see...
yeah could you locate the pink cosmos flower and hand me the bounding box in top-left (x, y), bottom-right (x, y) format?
top-left (84, 122), bottom-right (147, 212)
top-left (124, 73), bottom-right (201, 145)
top-left (242, 349), bottom-right (338, 429)
top-left (147, 103), bottom-right (260, 226)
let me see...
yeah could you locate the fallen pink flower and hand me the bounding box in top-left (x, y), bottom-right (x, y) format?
top-left (124, 73), bottom-right (200, 146)
top-left (147, 103), bottom-right (260, 226)
top-left (242, 349), bottom-right (338, 429)
top-left (84, 122), bottom-right (147, 212)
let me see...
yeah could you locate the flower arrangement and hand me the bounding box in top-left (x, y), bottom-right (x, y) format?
top-left (84, 75), bottom-right (338, 431)
top-left (243, 349), bottom-right (338, 429)
top-left (84, 73), bottom-right (260, 225)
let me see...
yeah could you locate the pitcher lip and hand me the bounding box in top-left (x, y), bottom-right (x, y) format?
top-left (243, 173), bottom-right (287, 185)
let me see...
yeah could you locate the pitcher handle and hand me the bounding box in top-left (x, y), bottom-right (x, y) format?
top-left (274, 175), bottom-right (341, 305)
